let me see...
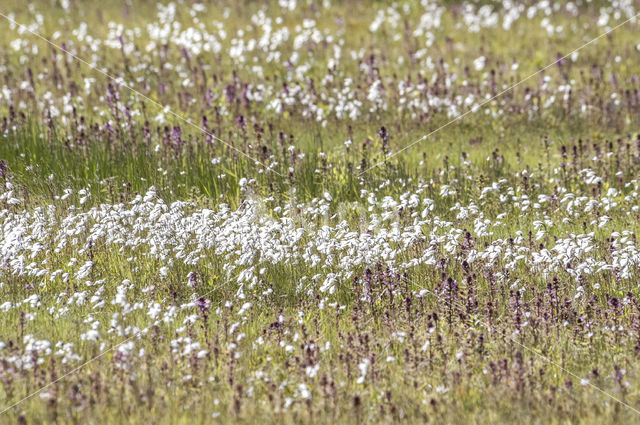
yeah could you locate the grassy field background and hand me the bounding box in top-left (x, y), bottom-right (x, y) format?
top-left (1, 0), bottom-right (640, 423)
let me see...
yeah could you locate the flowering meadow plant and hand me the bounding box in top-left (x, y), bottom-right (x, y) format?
top-left (1, 0), bottom-right (640, 423)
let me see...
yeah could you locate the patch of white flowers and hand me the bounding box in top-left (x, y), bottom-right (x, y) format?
top-left (1, 1), bottom-right (638, 132)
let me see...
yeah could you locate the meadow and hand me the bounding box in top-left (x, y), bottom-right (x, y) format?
top-left (1, 0), bottom-right (640, 423)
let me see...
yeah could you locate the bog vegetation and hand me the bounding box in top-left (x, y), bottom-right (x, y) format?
top-left (1, 0), bottom-right (640, 423)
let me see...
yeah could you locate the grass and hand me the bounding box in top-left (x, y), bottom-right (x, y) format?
top-left (1, 1), bottom-right (640, 424)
